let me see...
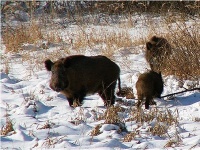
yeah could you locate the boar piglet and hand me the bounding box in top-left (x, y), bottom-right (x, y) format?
top-left (136, 71), bottom-right (163, 109)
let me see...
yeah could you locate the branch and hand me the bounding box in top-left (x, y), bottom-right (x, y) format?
top-left (161, 87), bottom-right (200, 99)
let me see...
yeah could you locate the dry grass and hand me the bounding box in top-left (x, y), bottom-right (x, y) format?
top-left (123, 130), bottom-right (139, 142)
top-left (164, 139), bottom-right (179, 148)
top-left (69, 107), bottom-right (87, 126)
top-left (149, 122), bottom-right (168, 136)
top-left (2, 21), bottom-right (43, 53)
top-left (0, 117), bottom-right (15, 136)
top-left (3, 9), bottom-right (199, 81)
top-left (2, 20), bottom-right (64, 54)
top-left (98, 106), bottom-right (125, 124)
top-left (144, 15), bottom-right (200, 80)
top-left (38, 121), bottom-right (55, 130)
top-left (42, 136), bottom-right (66, 149)
top-left (1, 55), bottom-right (10, 74)
top-left (122, 107), bottom-right (180, 142)
top-left (127, 108), bottom-right (178, 137)
top-left (137, 108), bottom-right (176, 125)
top-left (166, 23), bottom-right (200, 80)
top-left (2, 19), bottom-right (137, 74)
top-left (194, 117), bottom-right (200, 122)
top-left (69, 27), bottom-right (135, 59)
top-left (117, 87), bottom-right (135, 99)
top-left (90, 124), bottom-right (102, 136)
top-left (90, 105), bottom-right (127, 137)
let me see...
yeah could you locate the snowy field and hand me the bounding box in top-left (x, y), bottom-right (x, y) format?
top-left (1, 13), bottom-right (200, 149)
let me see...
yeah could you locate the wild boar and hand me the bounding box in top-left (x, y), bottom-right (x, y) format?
top-left (136, 71), bottom-right (163, 109)
top-left (45, 55), bottom-right (121, 107)
top-left (145, 36), bottom-right (172, 73)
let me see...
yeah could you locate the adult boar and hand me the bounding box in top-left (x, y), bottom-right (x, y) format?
top-left (136, 71), bottom-right (163, 109)
top-left (145, 36), bottom-right (172, 73)
top-left (45, 55), bottom-right (121, 107)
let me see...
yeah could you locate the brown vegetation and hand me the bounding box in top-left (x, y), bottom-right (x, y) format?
top-left (117, 87), bottom-right (135, 99)
top-left (0, 117), bottom-right (15, 136)
top-left (2, 1), bottom-right (199, 81)
top-left (164, 21), bottom-right (200, 80)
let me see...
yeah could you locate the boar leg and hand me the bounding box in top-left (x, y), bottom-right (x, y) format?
top-left (105, 83), bottom-right (116, 106)
top-left (145, 96), bottom-right (153, 109)
top-left (98, 89), bottom-right (115, 106)
top-left (98, 82), bottom-right (116, 106)
top-left (73, 91), bottom-right (86, 106)
top-left (67, 95), bottom-right (84, 107)
top-left (66, 97), bottom-right (74, 107)
top-left (137, 94), bottom-right (143, 108)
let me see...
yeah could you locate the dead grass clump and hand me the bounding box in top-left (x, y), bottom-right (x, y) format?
top-left (69, 119), bottom-right (84, 126)
top-left (149, 122), bottom-right (168, 136)
top-left (104, 106), bottom-right (127, 133)
top-left (164, 139), bottom-right (179, 148)
top-left (42, 136), bottom-right (66, 149)
top-left (99, 106), bottom-right (125, 124)
top-left (38, 121), bottom-right (55, 130)
top-left (124, 108), bottom-right (180, 142)
top-left (0, 117), bottom-right (15, 136)
top-left (194, 117), bottom-right (200, 122)
top-left (128, 108), bottom-right (178, 137)
top-left (90, 124), bottom-right (102, 136)
top-left (91, 106), bottom-right (127, 137)
top-left (117, 87), bottom-right (135, 99)
top-left (2, 20), bottom-right (63, 54)
top-left (1, 55), bottom-right (10, 74)
top-left (164, 22), bottom-right (200, 80)
top-left (123, 131), bottom-right (139, 142)
top-left (2, 21), bottom-right (43, 52)
top-left (128, 107), bottom-right (154, 123)
top-left (69, 107), bottom-right (87, 126)
top-left (70, 28), bottom-right (134, 57)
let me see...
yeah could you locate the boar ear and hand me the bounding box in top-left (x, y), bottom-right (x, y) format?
top-left (45, 59), bottom-right (53, 71)
top-left (146, 42), bottom-right (153, 50)
top-left (151, 36), bottom-right (159, 42)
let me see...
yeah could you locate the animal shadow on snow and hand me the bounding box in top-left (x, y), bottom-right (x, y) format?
top-left (158, 92), bottom-right (200, 108)
top-left (57, 94), bottom-right (105, 108)
top-left (1, 72), bottom-right (20, 84)
top-left (79, 96), bottom-right (106, 109)
top-left (57, 93), bottom-right (66, 99)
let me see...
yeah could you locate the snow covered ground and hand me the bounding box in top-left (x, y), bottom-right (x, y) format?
top-left (1, 14), bottom-right (200, 149)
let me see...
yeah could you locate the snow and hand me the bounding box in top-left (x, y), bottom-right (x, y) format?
top-left (1, 15), bottom-right (200, 149)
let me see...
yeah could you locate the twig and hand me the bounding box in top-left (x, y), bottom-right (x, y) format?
top-left (161, 87), bottom-right (200, 99)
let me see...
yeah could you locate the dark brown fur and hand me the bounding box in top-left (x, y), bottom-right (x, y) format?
top-left (45, 55), bottom-right (121, 107)
top-left (145, 36), bottom-right (172, 73)
top-left (136, 71), bottom-right (163, 109)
